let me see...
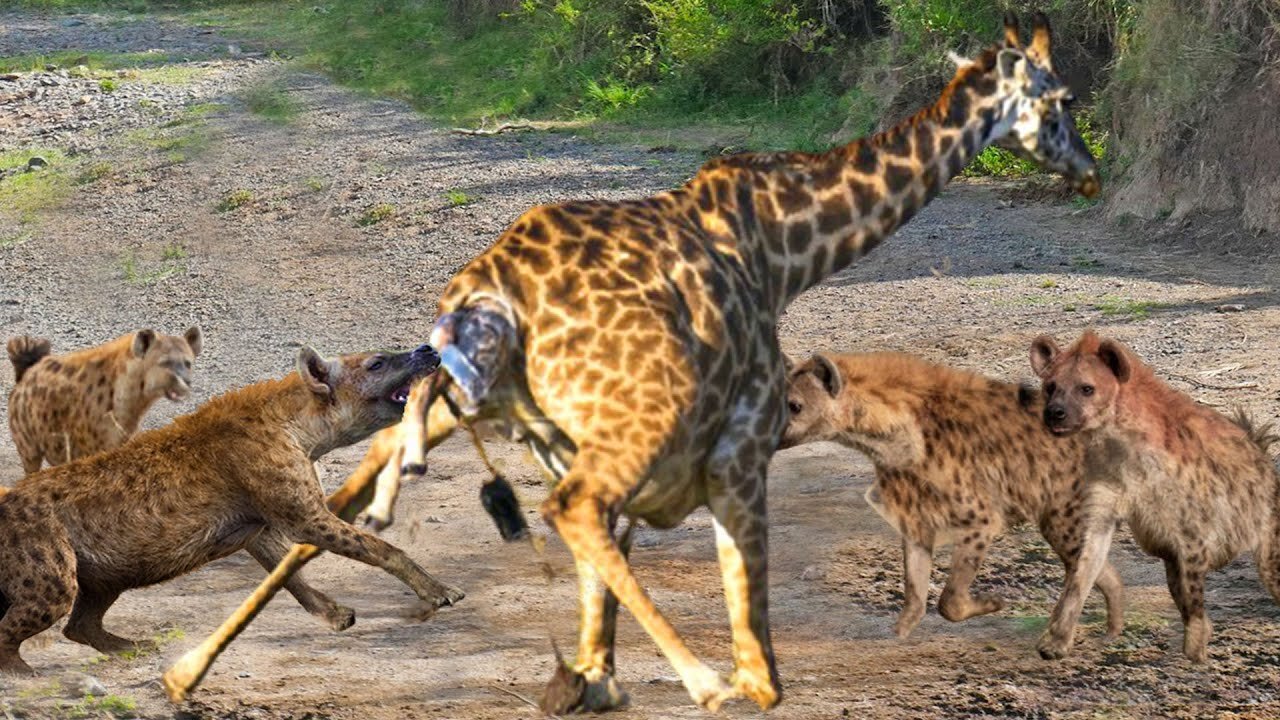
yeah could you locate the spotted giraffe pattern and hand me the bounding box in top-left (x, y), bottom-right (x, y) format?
top-left (7, 327), bottom-right (202, 474)
top-left (192, 13), bottom-right (1100, 713)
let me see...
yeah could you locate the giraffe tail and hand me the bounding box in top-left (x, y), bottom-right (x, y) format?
top-left (7, 335), bottom-right (51, 383)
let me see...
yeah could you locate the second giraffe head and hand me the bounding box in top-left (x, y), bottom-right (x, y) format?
top-left (983, 12), bottom-right (1100, 197)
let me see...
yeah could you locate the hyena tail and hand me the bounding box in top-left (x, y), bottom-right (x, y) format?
top-left (6, 335), bottom-right (51, 383)
top-left (1245, 405), bottom-right (1280, 604)
top-left (1232, 407), bottom-right (1280, 457)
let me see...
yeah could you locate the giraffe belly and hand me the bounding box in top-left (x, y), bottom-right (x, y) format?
top-left (624, 456), bottom-right (705, 529)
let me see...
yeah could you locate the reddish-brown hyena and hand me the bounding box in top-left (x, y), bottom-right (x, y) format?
top-left (781, 352), bottom-right (1124, 639)
top-left (1031, 330), bottom-right (1280, 662)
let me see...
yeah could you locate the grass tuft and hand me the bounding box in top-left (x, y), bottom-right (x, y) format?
top-left (358, 203), bottom-right (395, 226)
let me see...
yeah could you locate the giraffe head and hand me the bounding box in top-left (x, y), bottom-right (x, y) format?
top-left (987, 13), bottom-right (1100, 198)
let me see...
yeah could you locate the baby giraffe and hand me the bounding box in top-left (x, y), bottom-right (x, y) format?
top-left (781, 352), bottom-right (1124, 639)
top-left (1031, 331), bottom-right (1280, 662)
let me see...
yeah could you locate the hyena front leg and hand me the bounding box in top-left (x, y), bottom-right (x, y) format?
top-left (895, 534), bottom-right (934, 638)
top-left (1039, 485), bottom-right (1122, 660)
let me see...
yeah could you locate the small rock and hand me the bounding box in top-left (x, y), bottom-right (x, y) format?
top-left (26, 156), bottom-right (48, 171)
top-left (1216, 304), bottom-right (1246, 313)
top-left (74, 95), bottom-right (91, 106)
top-left (800, 565), bottom-right (824, 581)
top-left (44, 63), bottom-right (58, 71)
top-left (60, 17), bottom-right (86, 27)
top-left (62, 673), bottom-right (107, 697)
top-left (237, 671), bottom-right (252, 679)
top-left (0, 73), bottom-right (19, 82)
top-left (227, 43), bottom-right (242, 55)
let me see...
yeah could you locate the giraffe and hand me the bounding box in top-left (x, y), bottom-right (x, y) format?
top-left (164, 13), bottom-right (1099, 711)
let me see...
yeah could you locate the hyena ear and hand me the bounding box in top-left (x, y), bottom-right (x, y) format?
top-left (131, 329), bottom-right (156, 358)
top-left (782, 353), bottom-right (796, 375)
top-left (184, 326), bottom-right (203, 357)
top-left (296, 346), bottom-right (338, 399)
top-left (812, 354), bottom-right (842, 398)
top-left (1097, 340), bottom-right (1132, 383)
top-left (1029, 335), bottom-right (1060, 378)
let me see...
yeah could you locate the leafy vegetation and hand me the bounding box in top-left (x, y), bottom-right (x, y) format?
top-left (358, 202), bottom-right (396, 226)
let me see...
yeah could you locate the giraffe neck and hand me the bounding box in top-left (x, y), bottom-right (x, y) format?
top-left (739, 51), bottom-right (1015, 314)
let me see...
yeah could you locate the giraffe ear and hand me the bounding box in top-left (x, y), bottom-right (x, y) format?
top-left (1002, 12), bottom-right (1021, 48)
top-left (1027, 12), bottom-right (1054, 68)
top-left (997, 49), bottom-right (1028, 83)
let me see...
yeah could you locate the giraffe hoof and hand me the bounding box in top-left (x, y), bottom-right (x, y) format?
top-left (362, 514), bottom-right (391, 533)
top-left (539, 662), bottom-right (586, 714)
top-left (731, 670), bottom-right (781, 710)
top-left (684, 665), bottom-right (734, 712)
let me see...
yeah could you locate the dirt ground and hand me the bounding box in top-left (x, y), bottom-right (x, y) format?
top-left (3, 10), bottom-right (1280, 720)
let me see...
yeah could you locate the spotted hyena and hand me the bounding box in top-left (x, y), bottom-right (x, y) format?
top-left (0, 344), bottom-right (463, 675)
top-left (1030, 330), bottom-right (1280, 662)
top-left (7, 327), bottom-right (202, 473)
top-left (780, 351), bottom-right (1124, 639)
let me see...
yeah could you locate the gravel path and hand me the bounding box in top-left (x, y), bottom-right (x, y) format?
top-left (2, 9), bottom-right (1279, 720)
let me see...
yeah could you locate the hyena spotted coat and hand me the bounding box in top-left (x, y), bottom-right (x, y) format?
top-left (1031, 331), bottom-right (1280, 662)
top-left (781, 352), bottom-right (1124, 639)
top-left (7, 328), bottom-right (202, 473)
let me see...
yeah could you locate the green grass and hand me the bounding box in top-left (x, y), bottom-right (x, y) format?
top-left (0, 148), bottom-right (74, 222)
top-left (1095, 296), bottom-right (1166, 319)
top-left (443, 189), bottom-right (475, 207)
top-left (215, 188), bottom-right (254, 212)
top-left (77, 161), bottom-right (114, 184)
top-left (358, 203), bottom-right (395, 226)
top-left (64, 693), bottom-right (136, 719)
top-left (120, 246), bottom-right (188, 285)
top-left (242, 80), bottom-right (299, 123)
top-left (127, 104), bottom-right (219, 164)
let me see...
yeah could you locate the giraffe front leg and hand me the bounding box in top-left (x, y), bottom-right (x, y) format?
top-left (542, 522), bottom-right (633, 714)
top-left (542, 471), bottom-right (733, 712)
top-left (709, 482), bottom-right (781, 711)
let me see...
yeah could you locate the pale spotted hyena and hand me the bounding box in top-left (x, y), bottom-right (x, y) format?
top-left (781, 351), bottom-right (1124, 639)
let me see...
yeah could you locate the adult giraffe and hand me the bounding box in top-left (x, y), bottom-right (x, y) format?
top-left (166, 13), bottom-right (1099, 712)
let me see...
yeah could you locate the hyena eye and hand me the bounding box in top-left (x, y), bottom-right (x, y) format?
top-left (1080, 384), bottom-right (1095, 396)
top-left (367, 358), bottom-right (385, 371)
top-left (787, 400), bottom-right (802, 416)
